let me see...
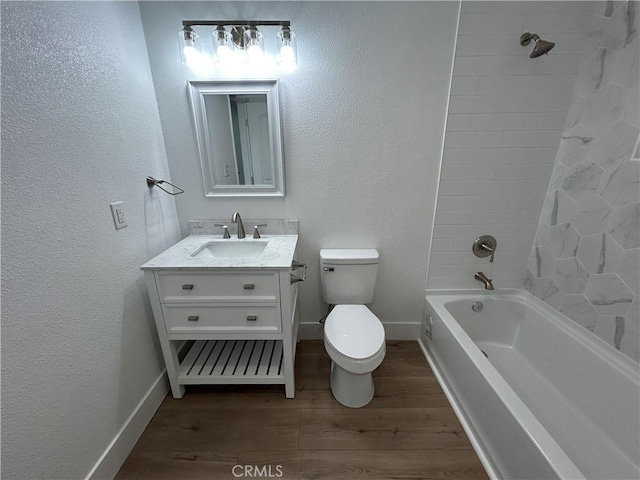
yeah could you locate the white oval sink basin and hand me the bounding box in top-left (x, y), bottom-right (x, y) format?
top-left (191, 240), bottom-right (268, 258)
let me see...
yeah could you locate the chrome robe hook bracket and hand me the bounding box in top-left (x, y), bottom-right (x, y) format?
top-left (146, 176), bottom-right (184, 195)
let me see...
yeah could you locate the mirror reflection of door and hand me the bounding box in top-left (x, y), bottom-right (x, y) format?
top-left (229, 95), bottom-right (273, 186)
top-left (204, 94), bottom-right (239, 185)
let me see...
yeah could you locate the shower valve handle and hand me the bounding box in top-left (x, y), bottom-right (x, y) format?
top-left (480, 242), bottom-right (495, 263)
top-left (473, 235), bottom-right (497, 263)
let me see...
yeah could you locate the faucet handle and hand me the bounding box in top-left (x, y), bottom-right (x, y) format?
top-left (214, 224), bottom-right (231, 239)
top-left (253, 224), bottom-right (267, 239)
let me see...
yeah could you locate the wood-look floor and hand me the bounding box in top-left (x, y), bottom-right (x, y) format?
top-left (115, 341), bottom-right (488, 480)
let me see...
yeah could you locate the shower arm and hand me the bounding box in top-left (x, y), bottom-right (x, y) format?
top-left (519, 33), bottom-right (540, 46)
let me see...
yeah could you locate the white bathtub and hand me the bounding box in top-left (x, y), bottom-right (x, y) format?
top-left (419, 289), bottom-right (640, 480)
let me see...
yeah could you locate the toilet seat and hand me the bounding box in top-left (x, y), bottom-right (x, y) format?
top-left (323, 305), bottom-right (386, 406)
top-left (324, 305), bottom-right (385, 359)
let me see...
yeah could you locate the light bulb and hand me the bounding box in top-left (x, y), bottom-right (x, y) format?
top-left (216, 45), bottom-right (232, 64)
top-left (279, 45), bottom-right (296, 67)
top-left (183, 43), bottom-right (200, 64)
top-left (247, 44), bottom-right (263, 62)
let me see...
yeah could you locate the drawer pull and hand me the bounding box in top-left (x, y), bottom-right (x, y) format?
top-left (182, 284), bottom-right (194, 290)
top-left (243, 284), bottom-right (255, 290)
top-left (247, 315), bottom-right (258, 322)
top-left (187, 315), bottom-right (199, 322)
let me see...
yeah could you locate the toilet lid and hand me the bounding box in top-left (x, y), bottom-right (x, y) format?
top-left (324, 305), bottom-right (385, 359)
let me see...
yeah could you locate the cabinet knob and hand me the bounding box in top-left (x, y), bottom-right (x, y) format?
top-left (187, 316), bottom-right (199, 322)
top-left (182, 284), bottom-right (194, 290)
top-left (246, 316), bottom-right (257, 322)
top-left (243, 284), bottom-right (255, 290)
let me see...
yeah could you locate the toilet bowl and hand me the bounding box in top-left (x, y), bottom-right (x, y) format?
top-left (323, 305), bottom-right (386, 408)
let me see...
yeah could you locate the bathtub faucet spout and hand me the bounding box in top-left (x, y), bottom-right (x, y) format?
top-left (475, 272), bottom-right (494, 290)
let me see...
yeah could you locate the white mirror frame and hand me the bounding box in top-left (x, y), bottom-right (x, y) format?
top-left (188, 79), bottom-right (285, 197)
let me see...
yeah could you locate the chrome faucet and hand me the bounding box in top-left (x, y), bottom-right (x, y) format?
top-left (231, 212), bottom-right (245, 239)
top-left (475, 272), bottom-right (494, 290)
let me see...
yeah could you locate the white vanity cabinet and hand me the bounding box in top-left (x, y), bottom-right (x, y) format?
top-left (141, 235), bottom-right (301, 399)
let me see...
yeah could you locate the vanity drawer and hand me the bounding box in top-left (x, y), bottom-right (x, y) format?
top-left (162, 305), bottom-right (281, 334)
top-left (156, 272), bottom-right (278, 303)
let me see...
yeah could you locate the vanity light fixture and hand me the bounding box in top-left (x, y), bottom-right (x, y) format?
top-left (179, 20), bottom-right (297, 69)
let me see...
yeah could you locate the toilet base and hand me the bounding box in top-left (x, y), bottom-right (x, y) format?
top-left (330, 361), bottom-right (374, 408)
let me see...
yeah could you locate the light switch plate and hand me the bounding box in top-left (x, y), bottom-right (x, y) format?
top-left (110, 201), bottom-right (128, 230)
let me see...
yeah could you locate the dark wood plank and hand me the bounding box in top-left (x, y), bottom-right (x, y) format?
top-left (134, 408), bottom-right (300, 452)
top-left (385, 355), bottom-right (436, 377)
top-left (384, 340), bottom-right (427, 357)
top-left (369, 376), bottom-right (452, 408)
top-left (237, 449), bottom-right (489, 480)
top-left (294, 339), bottom-right (325, 354)
top-left (299, 407), bottom-right (473, 450)
top-left (294, 352), bottom-right (332, 390)
top-left (115, 451), bottom-right (236, 480)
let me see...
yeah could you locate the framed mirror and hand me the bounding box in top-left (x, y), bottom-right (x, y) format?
top-left (188, 79), bottom-right (284, 197)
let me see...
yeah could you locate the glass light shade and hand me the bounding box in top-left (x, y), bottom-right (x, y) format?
top-left (213, 27), bottom-right (233, 65)
top-left (178, 28), bottom-right (201, 65)
top-left (244, 27), bottom-right (264, 64)
top-left (277, 27), bottom-right (297, 68)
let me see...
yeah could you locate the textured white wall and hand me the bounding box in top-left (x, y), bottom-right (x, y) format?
top-left (139, 2), bottom-right (460, 333)
top-left (1, 2), bottom-right (180, 478)
top-left (428, 1), bottom-right (595, 290)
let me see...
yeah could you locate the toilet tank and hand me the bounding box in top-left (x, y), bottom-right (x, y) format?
top-left (320, 249), bottom-right (379, 305)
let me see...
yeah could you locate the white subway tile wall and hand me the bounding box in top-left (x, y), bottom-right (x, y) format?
top-left (428, 1), bottom-right (595, 290)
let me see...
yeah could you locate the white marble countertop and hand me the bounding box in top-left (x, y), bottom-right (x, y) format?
top-left (140, 235), bottom-right (298, 271)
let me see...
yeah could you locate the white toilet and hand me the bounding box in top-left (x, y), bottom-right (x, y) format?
top-left (320, 249), bottom-right (386, 408)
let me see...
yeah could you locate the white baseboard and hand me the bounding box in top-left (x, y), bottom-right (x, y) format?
top-left (298, 322), bottom-right (421, 340)
top-left (84, 372), bottom-right (169, 480)
top-left (298, 321), bottom-right (325, 339)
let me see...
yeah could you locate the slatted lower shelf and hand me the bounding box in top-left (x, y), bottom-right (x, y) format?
top-left (178, 339), bottom-right (285, 385)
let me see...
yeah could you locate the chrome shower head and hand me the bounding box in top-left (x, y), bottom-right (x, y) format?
top-left (520, 32), bottom-right (555, 58)
top-left (530, 39), bottom-right (555, 58)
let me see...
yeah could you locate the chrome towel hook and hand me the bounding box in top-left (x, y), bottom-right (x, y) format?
top-left (146, 176), bottom-right (184, 195)
top-left (290, 260), bottom-right (307, 284)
